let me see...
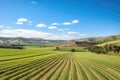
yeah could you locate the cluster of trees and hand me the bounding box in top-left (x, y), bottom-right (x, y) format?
top-left (0, 45), bottom-right (24, 49)
top-left (0, 41), bottom-right (24, 49)
top-left (71, 49), bottom-right (76, 52)
top-left (88, 44), bottom-right (120, 54)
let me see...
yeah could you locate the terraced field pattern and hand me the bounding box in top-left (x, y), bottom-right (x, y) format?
top-left (0, 46), bottom-right (120, 80)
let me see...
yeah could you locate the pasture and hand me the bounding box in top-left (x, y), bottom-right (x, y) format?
top-left (58, 46), bottom-right (87, 52)
top-left (98, 40), bottom-right (120, 46)
top-left (0, 46), bottom-right (120, 80)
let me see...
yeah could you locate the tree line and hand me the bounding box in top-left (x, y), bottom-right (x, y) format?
top-left (88, 44), bottom-right (120, 54)
top-left (0, 45), bottom-right (24, 49)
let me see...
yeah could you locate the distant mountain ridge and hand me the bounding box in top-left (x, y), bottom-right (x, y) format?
top-left (76, 34), bottom-right (120, 43)
top-left (0, 37), bottom-right (66, 45)
top-left (0, 34), bottom-right (120, 45)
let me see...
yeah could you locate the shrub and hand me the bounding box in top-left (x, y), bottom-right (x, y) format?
top-left (71, 49), bottom-right (75, 52)
top-left (56, 47), bottom-right (59, 50)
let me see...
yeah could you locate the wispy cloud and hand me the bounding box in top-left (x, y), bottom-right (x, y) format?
top-left (31, 1), bottom-right (37, 4)
top-left (62, 19), bottom-right (79, 26)
top-left (48, 26), bottom-right (57, 30)
top-left (0, 25), bottom-right (4, 28)
top-left (0, 29), bottom-right (81, 40)
top-left (16, 18), bottom-right (28, 25)
top-left (47, 34), bottom-right (76, 40)
top-left (0, 29), bottom-right (51, 38)
top-left (1, 18), bottom-right (81, 40)
top-left (62, 22), bottom-right (71, 25)
top-left (51, 23), bottom-right (60, 26)
top-left (6, 26), bottom-right (11, 29)
top-left (68, 31), bottom-right (79, 35)
top-left (0, 25), bottom-right (11, 29)
top-left (36, 23), bottom-right (47, 28)
top-left (68, 31), bottom-right (84, 37)
top-left (72, 20), bottom-right (79, 24)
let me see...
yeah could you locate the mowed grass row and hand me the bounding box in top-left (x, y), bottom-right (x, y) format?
top-left (0, 47), bottom-right (120, 80)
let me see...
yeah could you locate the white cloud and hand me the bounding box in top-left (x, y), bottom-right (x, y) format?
top-left (62, 19), bottom-right (79, 25)
top-left (48, 26), bottom-right (57, 30)
top-left (31, 1), bottom-right (37, 4)
top-left (0, 25), bottom-right (4, 28)
top-left (16, 18), bottom-right (28, 25)
top-left (58, 28), bottom-right (69, 31)
top-left (62, 22), bottom-right (71, 25)
top-left (47, 34), bottom-right (76, 40)
top-left (36, 23), bottom-right (47, 28)
top-left (78, 34), bottom-right (84, 36)
top-left (0, 29), bottom-right (85, 40)
top-left (51, 23), bottom-right (60, 26)
top-left (17, 18), bottom-right (27, 22)
top-left (0, 29), bottom-right (51, 38)
top-left (68, 31), bottom-right (79, 35)
top-left (72, 20), bottom-right (79, 24)
top-left (16, 22), bottom-right (23, 25)
top-left (0, 25), bottom-right (11, 29)
top-left (68, 31), bottom-right (85, 37)
top-left (0, 29), bottom-right (79, 40)
top-left (6, 26), bottom-right (11, 29)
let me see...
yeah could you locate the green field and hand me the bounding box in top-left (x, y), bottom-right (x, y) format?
top-left (98, 40), bottom-right (120, 46)
top-left (58, 46), bottom-right (87, 52)
top-left (0, 46), bottom-right (120, 80)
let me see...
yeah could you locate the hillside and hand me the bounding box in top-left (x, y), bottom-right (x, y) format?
top-left (0, 37), bottom-right (66, 45)
top-left (98, 40), bottom-right (120, 46)
top-left (0, 34), bottom-right (120, 46)
top-left (76, 34), bottom-right (120, 43)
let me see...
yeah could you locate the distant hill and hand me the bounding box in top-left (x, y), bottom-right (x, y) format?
top-left (76, 34), bottom-right (120, 43)
top-left (0, 34), bottom-right (120, 46)
top-left (0, 37), bottom-right (66, 46)
top-left (60, 42), bottom-right (96, 47)
top-left (98, 40), bottom-right (120, 46)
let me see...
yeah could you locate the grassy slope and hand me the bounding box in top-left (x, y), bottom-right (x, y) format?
top-left (77, 34), bottom-right (120, 43)
top-left (98, 40), bottom-right (120, 46)
top-left (0, 46), bottom-right (120, 80)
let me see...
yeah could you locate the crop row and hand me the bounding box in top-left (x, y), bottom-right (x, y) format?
top-left (74, 54), bottom-right (120, 80)
top-left (0, 53), bottom-right (66, 80)
top-left (0, 52), bottom-right (120, 80)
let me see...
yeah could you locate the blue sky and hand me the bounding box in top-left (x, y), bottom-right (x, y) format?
top-left (0, 0), bottom-right (120, 40)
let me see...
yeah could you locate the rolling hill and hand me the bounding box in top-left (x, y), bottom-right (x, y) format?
top-left (76, 34), bottom-right (120, 43)
top-left (0, 37), bottom-right (66, 46)
top-left (0, 34), bottom-right (120, 46)
top-left (98, 40), bottom-right (120, 46)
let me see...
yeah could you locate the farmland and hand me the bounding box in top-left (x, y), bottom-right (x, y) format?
top-left (98, 40), bottom-right (120, 46)
top-left (0, 46), bottom-right (120, 80)
top-left (58, 46), bottom-right (87, 52)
